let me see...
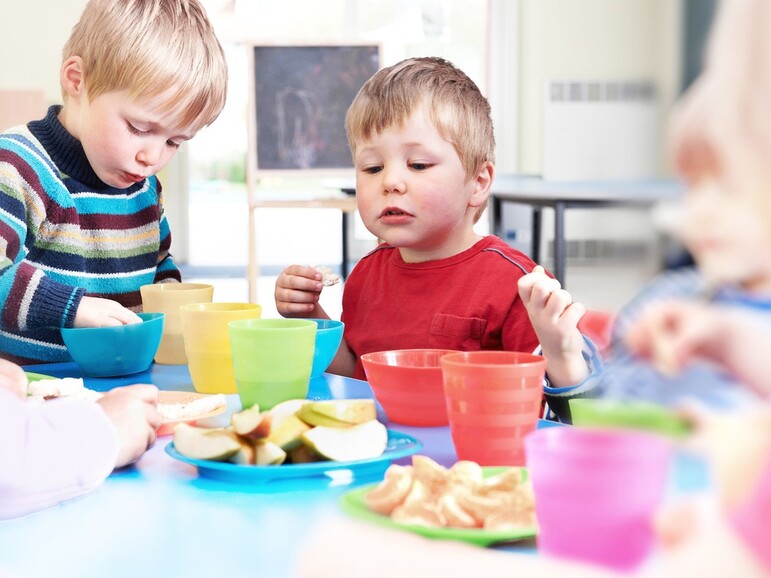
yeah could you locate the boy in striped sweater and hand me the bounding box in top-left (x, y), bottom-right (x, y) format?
top-left (0, 0), bottom-right (228, 364)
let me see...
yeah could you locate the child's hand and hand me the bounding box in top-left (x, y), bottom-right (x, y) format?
top-left (517, 266), bottom-right (588, 387)
top-left (97, 384), bottom-right (162, 469)
top-left (0, 359), bottom-right (28, 398)
top-left (274, 265), bottom-right (327, 318)
top-left (74, 296), bottom-right (142, 327)
top-left (625, 301), bottom-right (771, 388)
top-left (518, 266), bottom-right (585, 354)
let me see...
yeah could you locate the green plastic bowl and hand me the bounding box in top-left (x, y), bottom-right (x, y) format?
top-left (569, 398), bottom-right (691, 439)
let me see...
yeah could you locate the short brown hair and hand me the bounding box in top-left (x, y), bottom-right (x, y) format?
top-left (346, 57), bottom-right (495, 179)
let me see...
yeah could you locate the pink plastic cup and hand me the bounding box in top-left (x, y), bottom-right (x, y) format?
top-left (440, 351), bottom-right (546, 466)
top-left (525, 427), bottom-right (672, 571)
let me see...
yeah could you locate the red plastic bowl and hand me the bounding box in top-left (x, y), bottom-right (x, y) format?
top-left (360, 349), bottom-right (458, 426)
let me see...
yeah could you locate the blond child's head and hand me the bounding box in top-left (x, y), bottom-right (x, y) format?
top-left (346, 57), bottom-right (495, 221)
top-left (62, 0), bottom-right (227, 132)
top-left (668, 0), bottom-right (771, 290)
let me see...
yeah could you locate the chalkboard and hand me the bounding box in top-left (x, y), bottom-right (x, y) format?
top-left (250, 44), bottom-right (380, 173)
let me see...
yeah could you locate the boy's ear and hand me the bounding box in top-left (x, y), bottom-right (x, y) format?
top-left (468, 161), bottom-right (494, 208)
top-left (61, 57), bottom-right (86, 99)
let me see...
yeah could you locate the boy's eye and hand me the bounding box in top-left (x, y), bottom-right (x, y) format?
top-left (127, 123), bottom-right (148, 135)
top-left (166, 140), bottom-right (181, 149)
top-left (410, 162), bottom-right (431, 171)
top-left (362, 166), bottom-right (382, 175)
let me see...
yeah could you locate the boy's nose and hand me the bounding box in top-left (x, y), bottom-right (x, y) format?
top-left (381, 166), bottom-right (406, 194)
top-left (136, 141), bottom-right (164, 168)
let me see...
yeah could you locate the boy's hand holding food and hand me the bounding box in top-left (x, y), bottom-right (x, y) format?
top-left (517, 265), bottom-right (588, 386)
top-left (275, 265), bottom-right (331, 317)
top-left (97, 384), bottom-right (162, 468)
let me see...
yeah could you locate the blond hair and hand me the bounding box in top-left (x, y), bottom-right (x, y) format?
top-left (345, 57), bottom-right (494, 219)
top-left (63, 0), bottom-right (227, 131)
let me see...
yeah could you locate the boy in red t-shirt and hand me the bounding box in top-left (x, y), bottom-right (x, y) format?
top-left (274, 58), bottom-right (595, 420)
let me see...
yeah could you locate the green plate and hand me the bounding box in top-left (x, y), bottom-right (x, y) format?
top-left (338, 467), bottom-right (537, 547)
top-left (24, 372), bottom-right (57, 382)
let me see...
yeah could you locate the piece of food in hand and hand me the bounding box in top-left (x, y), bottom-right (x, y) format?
top-left (254, 440), bottom-right (287, 465)
top-left (298, 399), bottom-right (377, 428)
top-left (158, 393), bottom-right (226, 421)
top-left (313, 265), bottom-right (340, 287)
top-left (364, 464), bottom-right (414, 515)
top-left (231, 403), bottom-right (273, 439)
top-left (650, 317), bottom-right (680, 376)
top-left (27, 377), bottom-right (103, 401)
top-left (301, 419), bottom-right (387, 461)
top-left (173, 423), bottom-right (241, 462)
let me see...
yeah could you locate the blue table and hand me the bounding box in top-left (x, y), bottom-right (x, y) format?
top-left (0, 363), bottom-right (709, 578)
top-left (0, 363), bottom-right (534, 578)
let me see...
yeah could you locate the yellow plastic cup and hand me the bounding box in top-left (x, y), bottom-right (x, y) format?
top-left (140, 283), bottom-right (215, 364)
top-left (180, 302), bottom-right (262, 394)
top-left (228, 318), bottom-right (317, 410)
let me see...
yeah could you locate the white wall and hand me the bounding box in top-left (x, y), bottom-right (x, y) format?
top-left (0, 0), bottom-right (89, 103)
top-left (515, 0), bottom-right (682, 176)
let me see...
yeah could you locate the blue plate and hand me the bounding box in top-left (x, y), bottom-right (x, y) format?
top-left (165, 429), bottom-right (423, 486)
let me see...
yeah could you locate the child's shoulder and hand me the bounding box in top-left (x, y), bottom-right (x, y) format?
top-left (476, 235), bottom-right (537, 275)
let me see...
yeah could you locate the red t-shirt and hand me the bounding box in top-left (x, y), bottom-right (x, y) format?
top-left (342, 236), bottom-right (541, 379)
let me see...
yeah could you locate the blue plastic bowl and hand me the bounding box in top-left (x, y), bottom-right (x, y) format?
top-left (308, 319), bottom-right (344, 378)
top-left (60, 312), bottom-right (165, 377)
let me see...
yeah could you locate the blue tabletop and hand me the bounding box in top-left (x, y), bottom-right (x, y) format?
top-left (1, 363), bottom-right (710, 578)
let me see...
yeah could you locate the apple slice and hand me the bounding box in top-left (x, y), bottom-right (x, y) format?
top-left (269, 398), bottom-right (308, 426)
top-left (267, 413), bottom-right (311, 450)
top-left (254, 440), bottom-right (287, 465)
top-left (173, 423), bottom-right (241, 461)
top-left (231, 404), bottom-right (273, 439)
top-left (298, 399), bottom-right (376, 428)
top-left (231, 438), bottom-right (257, 465)
top-left (288, 444), bottom-right (321, 464)
top-left (301, 420), bottom-right (388, 462)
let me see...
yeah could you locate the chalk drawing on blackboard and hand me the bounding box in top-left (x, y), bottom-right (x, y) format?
top-left (249, 44), bottom-right (381, 174)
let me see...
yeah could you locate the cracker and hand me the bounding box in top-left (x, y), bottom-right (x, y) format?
top-left (313, 265), bottom-right (340, 287)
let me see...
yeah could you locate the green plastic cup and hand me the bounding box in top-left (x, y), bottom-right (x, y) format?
top-left (228, 318), bottom-right (317, 410)
top-left (569, 398), bottom-right (691, 439)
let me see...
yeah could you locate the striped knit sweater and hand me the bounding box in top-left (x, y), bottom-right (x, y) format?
top-left (0, 105), bottom-right (181, 364)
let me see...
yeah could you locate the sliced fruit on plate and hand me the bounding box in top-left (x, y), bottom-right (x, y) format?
top-left (267, 413), bottom-right (311, 450)
top-left (173, 423), bottom-right (241, 461)
top-left (231, 403), bottom-right (272, 439)
top-left (254, 440), bottom-right (287, 465)
top-left (301, 419), bottom-right (388, 461)
top-left (297, 399), bottom-right (376, 428)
